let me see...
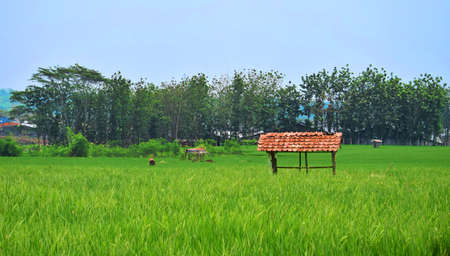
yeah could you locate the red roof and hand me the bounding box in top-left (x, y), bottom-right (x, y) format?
top-left (0, 122), bottom-right (20, 128)
top-left (186, 148), bottom-right (207, 153)
top-left (257, 132), bottom-right (342, 152)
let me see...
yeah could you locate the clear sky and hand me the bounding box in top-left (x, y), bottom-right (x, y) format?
top-left (1, 0), bottom-right (449, 90)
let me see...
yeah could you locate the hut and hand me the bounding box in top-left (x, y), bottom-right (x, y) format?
top-left (257, 132), bottom-right (343, 175)
top-left (370, 139), bottom-right (382, 148)
top-left (185, 147), bottom-right (208, 161)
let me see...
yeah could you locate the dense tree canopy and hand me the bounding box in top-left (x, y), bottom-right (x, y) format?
top-left (10, 64), bottom-right (449, 146)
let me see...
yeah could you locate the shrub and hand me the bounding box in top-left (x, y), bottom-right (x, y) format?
top-left (22, 145), bottom-right (42, 156)
top-left (67, 127), bottom-right (89, 157)
top-left (41, 145), bottom-right (69, 157)
top-left (206, 145), bottom-right (224, 155)
top-left (105, 146), bottom-right (128, 157)
top-left (127, 144), bottom-right (140, 157)
top-left (20, 136), bottom-right (183, 158)
top-left (241, 139), bottom-right (257, 145)
top-left (69, 135), bottom-right (89, 157)
top-left (0, 137), bottom-right (22, 156)
top-left (107, 140), bottom-right (121, 147)
top-left (194, 139), bottom-right (205, 148)
top-left (138, 140), bottom-right (160, 156)
top-left (224, 139), bottom-right (241, 153)
top-left (168, 140), bottom-right (181, 156)
top-left (206, 139), bottom-right (217, 146)
top-left (89, 144), bottom-right (106, 157)
top-left (195, 138), bottom-right (215, 147)
top-left (137, 139), bottom-right (181, 157)
top-left (192, 139), bottom-right (211, 155)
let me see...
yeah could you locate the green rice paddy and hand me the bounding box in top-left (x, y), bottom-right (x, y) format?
top-left (0, 145), bottom-right (449, 255)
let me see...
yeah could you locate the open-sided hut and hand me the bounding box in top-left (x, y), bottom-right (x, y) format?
top-left (185, 147), bottom-right (208, 161)
top-left (370, 139), bottom-right (382, 148)
top-left (257, 132), bottom-right (343, 175)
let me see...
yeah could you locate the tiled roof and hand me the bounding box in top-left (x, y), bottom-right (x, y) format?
top-left (186, 148), bottom-right (207, 153)
top-left (257, 132), bottom-right (342, 152)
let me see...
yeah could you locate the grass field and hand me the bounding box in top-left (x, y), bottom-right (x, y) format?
top-left (0, 145), bottom-right (449, 255)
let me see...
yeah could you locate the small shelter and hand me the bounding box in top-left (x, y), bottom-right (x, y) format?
top-left (185, 147), bottom-right (208, 161)
top-left (370, 139), bottom-right (382, 148)
top-left (257, 132), bottom-right (343, 175)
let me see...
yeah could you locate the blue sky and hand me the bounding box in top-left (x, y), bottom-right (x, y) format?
top-left (1, 0), bottom-right (449, 90)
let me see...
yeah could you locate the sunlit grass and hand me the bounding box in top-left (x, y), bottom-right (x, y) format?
top-left (0, 145), bottom-right (449, 255)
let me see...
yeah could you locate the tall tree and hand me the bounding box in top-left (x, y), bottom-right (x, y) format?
top-left (181, 74), bottom-right (213, 139)
top-left (159, 79), bottom-right (188, 140)
top-left (105, 72), bottom-right (132, 146)
top-left (10, 64), bottom-right (104, 144)
top-left (277, 83), bottom-right (302, 131)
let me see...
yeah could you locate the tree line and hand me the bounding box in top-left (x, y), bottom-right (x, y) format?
top-left (10, 64), bottom-right (449, 146)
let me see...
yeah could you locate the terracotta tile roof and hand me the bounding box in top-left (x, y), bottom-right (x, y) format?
top-left (186, 148), bottom-right (207, 153)
top-left (257, 132), bottom-right (342, 152)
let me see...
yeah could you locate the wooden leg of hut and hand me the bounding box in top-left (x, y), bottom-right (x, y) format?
top-left (270, 152), bottom-right (277, 175)
top-left (299, 152), bottom-right (302, 172)
top-left (332, 151), bottom-right (336, 175)
top-left (305, 152), bottom-right (308, 174)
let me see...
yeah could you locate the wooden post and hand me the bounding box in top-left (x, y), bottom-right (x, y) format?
top-left (270, 152), bottom-right (278, 174)
top-left (331, 151), bottom-right (336, 175)
top-left (299, 152), bottom-right (302, 172)
top-left (305, 152), bottom-right (308, 174)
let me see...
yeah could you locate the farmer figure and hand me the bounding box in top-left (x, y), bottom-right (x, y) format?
top-left (148, 158), bottom-right (155, 166)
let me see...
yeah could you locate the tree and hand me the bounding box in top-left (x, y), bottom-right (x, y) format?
top-left (182, 74), bottom-right (213, 139)
top-left (130, 79), bottom-right (159, 143)
top-left (10, 64), bottom-right (105, 145)
top-left (277, 83), bottom-right (302, 131)
top-left (105, 72), bottom-right (132, 146)
top-left (159, 79), bottom-right (188, 140)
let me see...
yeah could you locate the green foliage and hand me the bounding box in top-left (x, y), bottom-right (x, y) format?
top-left (106, 140), bottom-right (121, 147)
top-left (205, 145), bottom-right (225, 155)
top-left (168, 140), bottom-right (181, 156)
top-left (240, 139), bottom-right (257, 145)
top-left (194, 138), bottom-right (221, 154)
top-left (224, 139), bottom-right (241, 153)
top-left (134, 138), bottom-right (176, 157)
top-left (194, 139), bottom-right (208, 148)
top-left (67, 127), bottom-right (89, 157)
top-left (42, 145), bottom-right (70, 157)
top-left (0, 137), bottom-right (22, 156)
top-left (136, 139), bottom-right (160, 156)
top-left (89, 139), bottom-right (181, 158)
top-left (22, 138), bottom-right (182, 158)
top-left (22, 145), bottom-right (42, 156)
top-left (10, 64), bottom-right (449, 146)
top-left (89, 144), bottom-right (106, 157)
top-left (105, 146), bottom-right (130, 157)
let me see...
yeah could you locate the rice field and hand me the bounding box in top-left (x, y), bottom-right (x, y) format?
top-left (0, 145), bottom-right (449, 255)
